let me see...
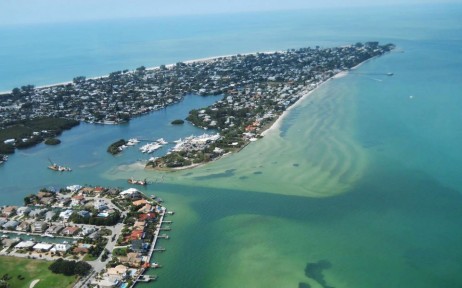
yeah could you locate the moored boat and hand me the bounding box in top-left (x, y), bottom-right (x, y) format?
top-left (128, 177), bottom-right (147, 186)
top-left (48, 163), bottom-right (72, 172)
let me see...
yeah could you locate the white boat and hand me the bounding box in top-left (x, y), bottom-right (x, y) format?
top-left (126, 138), bottom-right (140, 146)
top-left (156, 138), bottom-right (168, 145)
top-left (140, 142), bottom-right (163, 153)
top-left (44, 233), bottom-right (55, 238)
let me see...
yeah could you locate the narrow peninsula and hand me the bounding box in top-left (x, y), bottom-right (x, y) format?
top-left (0, 42), bottom-right (394, 166)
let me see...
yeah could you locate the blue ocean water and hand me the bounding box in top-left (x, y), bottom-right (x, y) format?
top-left (1, 3), bottom-right (462, 288)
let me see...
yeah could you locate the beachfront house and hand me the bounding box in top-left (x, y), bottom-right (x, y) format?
top-left (132, 199), bottom-right (148, 207)
top-left (137, 204), bottom-right (153, 214)
top-left (131, 239), bottom-right (149, 254)
top-left (120, 188), bottom-right (141, 199)
top-left (118, 252), bottom-right (142, 268)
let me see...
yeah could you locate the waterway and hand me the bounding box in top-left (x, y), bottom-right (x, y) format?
top-left (1, 3), bottom-right (462, 288)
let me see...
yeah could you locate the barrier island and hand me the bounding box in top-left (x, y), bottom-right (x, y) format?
top-left (0, 42), bottom-right (394, 166)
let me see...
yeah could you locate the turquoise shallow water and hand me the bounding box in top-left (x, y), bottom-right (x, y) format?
top-left (1, 3), bottom-right (462, 287)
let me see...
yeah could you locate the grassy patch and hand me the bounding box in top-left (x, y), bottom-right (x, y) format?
top-left (0, 256), bottom-right (77, 288)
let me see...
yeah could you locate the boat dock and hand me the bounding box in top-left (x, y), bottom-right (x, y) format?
top-left (158, 234), bottom-right (169, 239)
top-left (137, 275), bottom-right (158, 282)
top-left (129, 207), bottom-right (174, 287)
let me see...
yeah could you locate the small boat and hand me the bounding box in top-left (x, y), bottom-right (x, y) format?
top-left (151, 262), bottom-right (161, 268)
top-left (128, 178), bottom-right (147, 186)
top-left (156, 138), bottom-right (168, 145)
top-left (48, 163), bottom-right (72, 172)
top-left (126, 138), bottom-right (140, 146)
top-left (48, 158), bottom-right (71, 172)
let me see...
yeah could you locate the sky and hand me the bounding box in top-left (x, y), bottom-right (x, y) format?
top-left (0, 0), bottom-right (460, 26)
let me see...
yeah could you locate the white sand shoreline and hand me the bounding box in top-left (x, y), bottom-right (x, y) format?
top-left (0, 51), bottom-right (282, 95)
top-left (260, 56), bottom-right (374, 137)
top-left (261, 72), bottom-right (343, 137)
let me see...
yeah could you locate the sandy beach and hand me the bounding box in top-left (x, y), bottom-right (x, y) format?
top-left (0, 51), bottom-right (283, 96)
top-left (261, 71), bottom-right (348, 137)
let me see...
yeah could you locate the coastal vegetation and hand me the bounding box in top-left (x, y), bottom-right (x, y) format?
top-left (107, 139), bottom-right (127, 155)
top-left (0, 117), bottom-right (79, 154)
top-left (48, 258), bottom-right (92, 276)
top-left (171, 119), bottom-right (185, 125)
top-left (44, 138), bottom-right (61, 145)
top-left (69, 209), bottom-right (121, 226)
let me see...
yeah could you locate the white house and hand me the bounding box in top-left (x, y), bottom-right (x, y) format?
top-left (3, 139), bottom-right (15, 145)
top-left (33, 243), bottom-right (54, 251)
top-left (54, 243), bottom-right (71, 252)
top-left (59, 209), bottom-right (73, 220)
top-left (16, 207), bottom-right (31, 216)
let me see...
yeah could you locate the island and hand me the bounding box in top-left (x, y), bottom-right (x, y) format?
top-left (0, 117), bottom-right (79, 155)
top-left (171, 119), bottom-right (185, 125)
top-left (107, 139), bottom-right (127, 155)
top-left (0, 185), bottom-right (172, 287)
top-left (0, 42), bottom-right (394, 165)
